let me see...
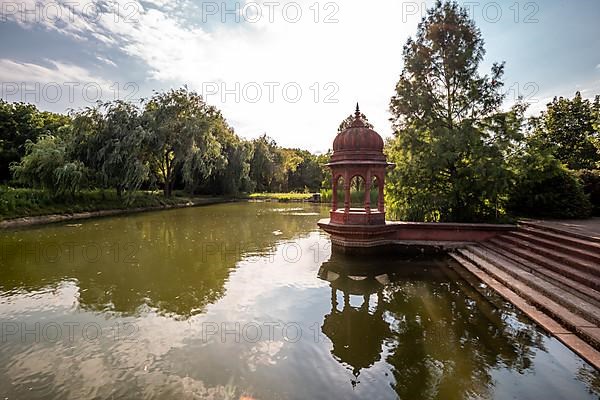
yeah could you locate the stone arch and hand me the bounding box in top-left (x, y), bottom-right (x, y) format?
top-left (349, 174), bottom-right (366, 208)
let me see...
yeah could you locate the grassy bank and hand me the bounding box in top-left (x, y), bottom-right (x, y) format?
top-left (0, 186), bottom-right (224, 221)
top-left (248, 192), bottom-right (315, 201)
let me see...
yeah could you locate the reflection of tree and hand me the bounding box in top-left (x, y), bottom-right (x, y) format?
top-left (0, 203), bottom-right (328, 318)
top-left (318, 252), bottom-right (554, 399)
top-left (577, 366), bottom-right (600, 395)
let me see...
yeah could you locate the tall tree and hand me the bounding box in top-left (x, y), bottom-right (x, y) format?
top-left (387, 0), bottom-right (517, 222)
top-left (249, 135), bottom-right (281, 192)
top-left (70, 101), bottom-right (150, 198)
top-left (142, 88), bottom-right (223, 197)
top-left (200, 117), bottom-right (251, 195)
top-left (530, 92), bottom-right (600, 170)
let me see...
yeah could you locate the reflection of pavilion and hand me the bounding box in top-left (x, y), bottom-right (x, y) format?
top-left (318, 255), bottom-right (392, 378)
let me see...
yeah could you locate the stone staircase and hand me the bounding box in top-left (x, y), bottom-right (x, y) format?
top-left (449, 220), bottom-right (600, 369)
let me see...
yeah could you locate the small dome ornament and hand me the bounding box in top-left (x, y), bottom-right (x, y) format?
top-left (351, 103), bottom-right (366, 128)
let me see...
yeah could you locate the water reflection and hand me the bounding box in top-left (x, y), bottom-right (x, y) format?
top-left (318, 252), bottom-right (599, 399)
top-left (319, 259), bottom-right (391, 379)
top-left (0, 203), bottom-right (323, 318)
top-left (1, 203), bottom-right (600, 399)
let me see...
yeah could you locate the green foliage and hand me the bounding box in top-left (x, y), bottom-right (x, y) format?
top-left (142, 88), bottom-right (225, 196)
top-left (576, 169), bottom-right (600, 216)
top-left (320, 187), bottom-right (379, 207)
top-left (338, 111), bottom-right (373, 132)
top-left (286, 149), bottom-right (324, 192)
top-left (0, 100), bottom-right (70, 182)
top-left (0, 186), bottom-right (213, 220)
top-left (204, 126), bottom-right (253, 195)
top-left (70, 101), bottom-right (149, 199)
top-left (248, 135), bottom-right (325, 193)
top-left (248, 192), bottom-right (313, 201)
top-left (1, 89), bottom-right (328, 214)
top-left (508, 151), bottom-right (591, 219)
top-left (530, 92), bottom-right (600, 170)
top-left (249, 135), bottom-right (281, 192)
top-left (54, 161), bottom-right (87, 197)
top-left (10, 135), bottom-right (87, 196)
top-left (386, 0), bottom-right (517, 222)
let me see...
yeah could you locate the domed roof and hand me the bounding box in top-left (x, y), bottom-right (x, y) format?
top-left (330, 105), bottom-right (387, 165)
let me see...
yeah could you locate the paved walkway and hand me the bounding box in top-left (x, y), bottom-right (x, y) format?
top-left (524, 218), bottom-right (600, 241)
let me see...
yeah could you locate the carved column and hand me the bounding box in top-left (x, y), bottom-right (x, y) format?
top-left (332, 175), bottom-right (338, 211)
top-left (378, 174), bottom-right (385, 212)
top-left (344, 172), bottom-right (350, 214)
top-left (364, 169), bottom-right (371, 215)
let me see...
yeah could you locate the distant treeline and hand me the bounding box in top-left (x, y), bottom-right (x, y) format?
top-left (0, 88), bottom-right (329, 199)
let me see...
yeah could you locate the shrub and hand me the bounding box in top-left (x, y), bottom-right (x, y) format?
top-left (508, 158), bottom-right (592, 219)
top-left (576, 169), bottom-right (600, 216)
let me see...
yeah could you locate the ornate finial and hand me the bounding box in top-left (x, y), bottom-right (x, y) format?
top-left (355, 103), bottom-right (361, 119)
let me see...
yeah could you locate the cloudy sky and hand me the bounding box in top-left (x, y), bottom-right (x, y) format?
top-left (1, 0), bottom-right (599, 152)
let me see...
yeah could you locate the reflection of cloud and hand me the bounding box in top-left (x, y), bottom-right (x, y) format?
top-left (3, 341), bottom-right (237, 399)
top-left (206, 232), bottom-right (330, 319)
top-left (0, 280), bottom-right (79, 315)
top-left (246, 341), bottom-right (284, 372)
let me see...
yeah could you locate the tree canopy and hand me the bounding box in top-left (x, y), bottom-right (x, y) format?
top-left (530, 92), bottom-right (600, 170)
top-left (386, 0), bottom-right (518, 222)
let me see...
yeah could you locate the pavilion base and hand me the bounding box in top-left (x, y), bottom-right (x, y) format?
top-left (317, 218), bottom-right (515, 254)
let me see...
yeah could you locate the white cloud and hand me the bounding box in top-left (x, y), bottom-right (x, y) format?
top-left (0, 59), bottom-right (117, 110)
top-left (3, 0), bottom-right (424, 151)
top-left (96, 56), bottom-right (117, 67)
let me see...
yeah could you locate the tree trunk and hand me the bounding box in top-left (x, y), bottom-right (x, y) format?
top-left (163, 179), bottom-right (174, 197)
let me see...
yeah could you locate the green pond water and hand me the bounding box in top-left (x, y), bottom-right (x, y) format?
top-left (0, 202), bottom-right (599, 399)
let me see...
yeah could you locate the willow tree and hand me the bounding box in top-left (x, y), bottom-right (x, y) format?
top-left (142, 88), bottom-right (224, 197)
top-left (70, 101), bottom-right (149, 198)
top-left (387, 0), bottom-right (522, 222)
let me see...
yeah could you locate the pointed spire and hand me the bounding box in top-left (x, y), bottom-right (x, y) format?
top-left (355, 103), bottom-right (361, 119)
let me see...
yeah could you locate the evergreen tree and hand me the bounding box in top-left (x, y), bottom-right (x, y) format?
top-left (387, 0), bottom-right (519, 222)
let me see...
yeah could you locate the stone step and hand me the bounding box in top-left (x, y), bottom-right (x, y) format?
top-left (481, 242), bottom-right (600, 307)
top-left (495, 235), bottom-right (600, 277)
top-left (449, 252), bottom-right (600, 350)
top-left (488, 238), bottom-right (600, 291)
top-left (509, 230), bottom-right (600, 265)
top-left (519, 220), bottom-right (600, 244)
top-left (459, 246), bottom-right (600, 326)
top-left (519, 226), bottom-right (600, 255)
top-left (449, 253), bottom-right (600, 370)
